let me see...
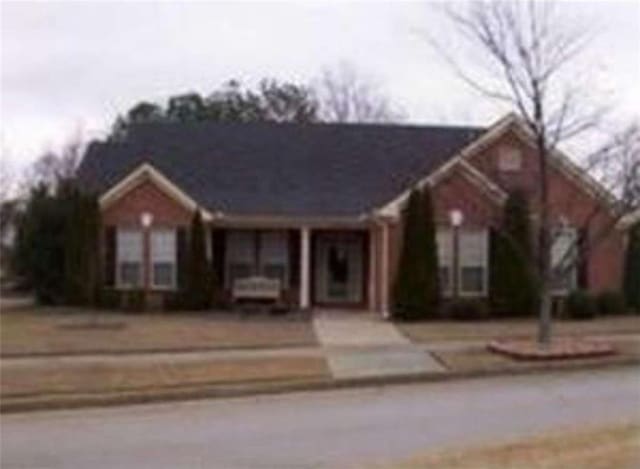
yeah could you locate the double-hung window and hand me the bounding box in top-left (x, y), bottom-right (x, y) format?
top-left (117, 229), bottom-right (143, 288)
top-left (436, 229), bottom-right (453, 295)
top-left (226, 231), bottom-right (255, 286)
top-left (459, 230), bottom-right (489, 295)
top-left (151, 228), bottom-right (176, 289)
top-left (259, 231), bottom-right (288, 285)
top-left (551, 226), bottom-right (577, 293)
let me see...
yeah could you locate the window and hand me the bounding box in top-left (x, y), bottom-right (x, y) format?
top-left (226, 231), bottom-right (255, 286)
top-left (259, 231), bottom-right (288, 285)
top-left (117, 229), bottom-right (143, 288)
top-left (551, 227), bottom-right (577, 293)
top-left (436, 229), bottom-right (453, 295)
top-left (151, 229), bottom-right (176, 289)
top-left (459, 230), bottom-right (489, 295)
top-left (498, 146), bottom-right (522, 172)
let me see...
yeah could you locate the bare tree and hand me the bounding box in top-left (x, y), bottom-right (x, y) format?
top-left (432, 1), bottom-right (637, 345)
top-left (315, 63), bottom-right (404, 123)
top-left (23, 132), bottom-right (84, 195)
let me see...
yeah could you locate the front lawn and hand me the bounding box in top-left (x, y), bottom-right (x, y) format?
top-left (377, 422), bottom-right (640, 469)
top-left (399, 316), bottom-right (640, 344)
top-left (0, 308), bottom-right (318, 356)
top-left (1, 356), bottom-right (330, 398)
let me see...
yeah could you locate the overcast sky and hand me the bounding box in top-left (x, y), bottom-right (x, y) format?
top-left (2, 0), bottom-right (639, 176)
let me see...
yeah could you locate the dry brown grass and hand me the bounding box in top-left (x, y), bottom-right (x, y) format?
top-left (1, 356), bottom-right (330, 397)
top-left (0, 308), bottom-right (317, 356)
top-left (399, 317), bottom-right (640, 343)
top-left (379, 422), bottom-right (640, 469)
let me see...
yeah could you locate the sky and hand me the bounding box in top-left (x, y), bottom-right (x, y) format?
top-left (2, 0), bottom-right (639, 178)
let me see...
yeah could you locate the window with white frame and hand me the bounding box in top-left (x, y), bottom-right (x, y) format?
top-left (259, 231), bottom-right (288, 286)
top-left (117, 229), bottom-right (143, 288)
top-left (151, 229), bottom-right (176, 289)
top-left (436, 229), bottom-right (453, 295)
top-left (459, 230), bottom-right (489, 295)
top-left (551, 226), bottom-right (578, 293)
top-left (226, 231), bottom-right (255, 286)
top-left (498, 146), bottom-right (522, 172)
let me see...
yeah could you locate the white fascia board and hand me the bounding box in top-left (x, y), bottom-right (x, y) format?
top-left (98, 162), bottom-right (213, 221)
top-left (376, 113), bottom-right (517, 218)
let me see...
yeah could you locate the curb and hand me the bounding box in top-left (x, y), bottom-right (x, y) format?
top-left (2, 357), bottom-right (638, 414)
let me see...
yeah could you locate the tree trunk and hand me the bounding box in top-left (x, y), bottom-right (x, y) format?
top-left (537, 285), bottom-right (552, 346)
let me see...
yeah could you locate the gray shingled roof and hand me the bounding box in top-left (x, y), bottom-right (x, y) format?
top-left (77, 121), bottom-right (484, 217)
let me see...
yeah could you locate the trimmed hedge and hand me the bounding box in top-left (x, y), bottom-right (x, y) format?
top-left (596, 291), bottom-right (627, 315)
top-left (565, 290), bottom-right (597, 320)
top-left (443, 298), bottom-right (489, 321)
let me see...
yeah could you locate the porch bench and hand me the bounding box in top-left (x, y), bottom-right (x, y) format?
top-left (232, 276), bottom-right (285, 314)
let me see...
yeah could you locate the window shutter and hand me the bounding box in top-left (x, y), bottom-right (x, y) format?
top-left (577, 228), bottom-right (589, 289)
top-left (176, 227), bottom-right (188, 289)
top-left (212, 229), bottom-right (226, 286)
top-left (288, 230), bottom-right (300, 288)
top-left (104, 226), bottom-right (116, 287)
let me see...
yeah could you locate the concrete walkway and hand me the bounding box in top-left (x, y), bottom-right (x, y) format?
top-left (312, 310), bottom-right (445, 378)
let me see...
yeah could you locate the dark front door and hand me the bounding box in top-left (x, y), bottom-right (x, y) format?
top-left (314, 233), bottom-right (364, 305)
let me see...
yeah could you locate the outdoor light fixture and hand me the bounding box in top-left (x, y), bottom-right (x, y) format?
top-left (140, 211), bottom-right (154, 228)
top-left (449, 209), bottom-right (464, 227)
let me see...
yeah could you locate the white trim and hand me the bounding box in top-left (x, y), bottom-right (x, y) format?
top-left (457, 229), bottom-right (489, 297)
top-left (99, 162), bottom-right (213, 221)
top-left (115, 228), bottom-right (144, 289)
top-left (300, 227), bottom-right (311, 309)
top-left (376, 112), bottom-right (619, 219)
top-left (149, 228), bottom-right (177, 291)
top-left (618, 209), bottom-right (640, 229)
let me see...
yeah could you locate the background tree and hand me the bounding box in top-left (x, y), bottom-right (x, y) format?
top-left (490, 190), bottom-right (537, 316)
top-left (315, 63), bottom-right (404, 123)
top-left (433, 1), bottom-right (638, 345)
top-left (186, 209), bottom-right (214, 310)
top-left (624, 222), bottom-right (640, 312)
top-left (392, 188), bottom-right (439, 320)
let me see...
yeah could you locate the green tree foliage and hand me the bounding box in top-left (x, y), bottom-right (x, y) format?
top-left (624, 222), bottom-right (640, 312)
top-left (490, 190), bottom-right (538, 316)
top-left (12, 182), bottom-right (100, 305)
top-left (110, 79), bottom-right (319, 139)
top-left (392, 188), bottom-right (439, 320)
top-left (186, 210), bottom-right (214, 310)
top-left (63, 187), bottom-right (100, 305)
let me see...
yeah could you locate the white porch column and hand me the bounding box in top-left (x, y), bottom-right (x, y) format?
top-left (381, 221), bottom-right (390, 318)
top-left (368, 228), bottom-right (376, 311)
top-left (299, 227), bottom-right (311, 309)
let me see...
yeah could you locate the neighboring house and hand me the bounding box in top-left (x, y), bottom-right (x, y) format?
top-left (76, 113), bottom-right (627, 314)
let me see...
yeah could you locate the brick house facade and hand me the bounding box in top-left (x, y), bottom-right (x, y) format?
top-left (77, 113), bottom-right (628, 314)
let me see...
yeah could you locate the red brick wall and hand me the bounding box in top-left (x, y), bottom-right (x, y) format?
top-left (102, 180), bottom-right (193, 292)
top-left (466, 129), bottom-right (625, 292)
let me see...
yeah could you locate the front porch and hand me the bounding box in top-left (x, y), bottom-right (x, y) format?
top-left (213, 225), bottom-right (383, 312)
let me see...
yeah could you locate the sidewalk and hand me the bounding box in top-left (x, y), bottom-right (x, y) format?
top-left (3, 307), bottom-right (640, 413)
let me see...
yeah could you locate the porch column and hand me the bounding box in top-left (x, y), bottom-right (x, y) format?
top-left (381, 221), bottom-right (390, 318)
top-left (368, 228), bottom-right (376, 311)
top-left (299, 227), bottom-right (311, 309)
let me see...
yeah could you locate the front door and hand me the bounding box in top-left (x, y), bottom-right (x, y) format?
top-left (314, 233), bottom-right (364, 305)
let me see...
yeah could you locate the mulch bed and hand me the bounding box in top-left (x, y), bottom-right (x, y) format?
top-left (488, 338), bottom-right (616, 360)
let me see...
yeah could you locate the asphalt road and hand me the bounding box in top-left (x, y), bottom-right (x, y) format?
top-left (2, 367), bottom-right (639, 469)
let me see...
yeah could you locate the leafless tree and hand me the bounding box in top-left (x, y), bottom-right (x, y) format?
top-left (22, 132), bottom-right (84, 195)
top-left (432, 1), bottom-right (637, 345)
top-left (315, 63), bottom-right (404, 123)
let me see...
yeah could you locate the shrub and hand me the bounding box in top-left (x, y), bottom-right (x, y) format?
top-left (97, 289), bottom-right (120, 309)
top-left (443, 299), bottom-right (489, 321)
top-left (565, 290), bottom-right (597, 320)
top-left (392, 188), bottom-right (439, 321)
top-left (490, 190), bottom-right (538, 317)
top-left (624, 222), bottom-right (640, 313)
top-left (596, 291), bottom-right (627, 315)
top-left (121, 290), bottom-right (146, 312)
top-left (186, 210), bottom-right (215, 310)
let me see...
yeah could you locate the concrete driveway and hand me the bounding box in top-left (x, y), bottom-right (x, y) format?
top-left (313, 310), bottom-right (445, 378)
top-left (2, 367), bottom-right (638, 469)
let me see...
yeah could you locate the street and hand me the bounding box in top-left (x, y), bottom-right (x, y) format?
top-left (2, 367), bottom-right (639, 469)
